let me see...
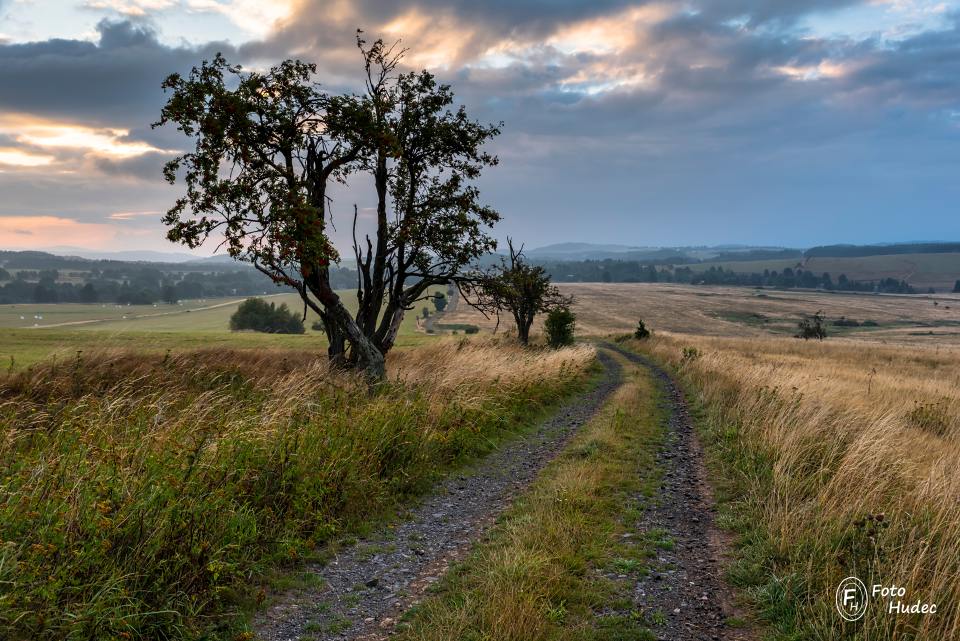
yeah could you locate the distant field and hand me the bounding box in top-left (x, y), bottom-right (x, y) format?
top-left (0, 291), bottom-right (434, 368)
top-left (693, 251), bottom-right (960, 290)
top-left (443, 282), bottom-right (960, 345)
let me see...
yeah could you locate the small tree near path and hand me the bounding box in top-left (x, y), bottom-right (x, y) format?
top-left (470, 239), bottom-right (570, 345)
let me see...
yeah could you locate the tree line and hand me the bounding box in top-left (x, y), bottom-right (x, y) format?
top-left (0, 266), bottom-right (358, 305)
top-left (542, 261), bottom-right (917, 293)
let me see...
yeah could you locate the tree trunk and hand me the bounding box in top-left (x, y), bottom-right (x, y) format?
top-left (320, 311), bottom-right (347, 368)
top-left (308, 276), bottom-right (386, 381)
top-left (516, 311), bottom-right (532, 345)
top-left (378, 306), bottom-right (406, 355)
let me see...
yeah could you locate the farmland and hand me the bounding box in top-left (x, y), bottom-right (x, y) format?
top-left (4, 282), bottom-right (960, 640)
top-left (441, 282), bottom-right (960, 344)
top-left (0, 292), bottom-right (435, 368)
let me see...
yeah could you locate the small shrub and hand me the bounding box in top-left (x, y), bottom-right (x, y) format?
top-left (545, 307), bottom-right (576, 348)
top-left (432, 292), bottom-right (448, 312)
top-left (680, 346), bottom-right (701, 366)
top-left (634, 319), bottom-right (650, 340)
top-left (795, 311), bottom-right (826, 340)
top-left (465, 326), bottom-right (480, 335)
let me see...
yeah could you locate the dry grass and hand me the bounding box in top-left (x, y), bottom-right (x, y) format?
top-left (396, 354), bottom-right (663, 641)
top-left (633, 332), bottom-right (960, 639)
top-left (0, 338), bottom-right (595, 641)
top-left (442, 283), bottom-right (960, 345)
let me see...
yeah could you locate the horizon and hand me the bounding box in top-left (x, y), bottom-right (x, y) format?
top-left (1, 1), bottom-right (959, 253)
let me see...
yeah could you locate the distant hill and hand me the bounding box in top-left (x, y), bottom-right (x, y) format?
top-left (41, 247), bottom-right (205, 263)
top-left (0, 250), bottom-right (249, 273)
top-left (527, 242), bottom-right (800, 263)
top-left (805, 242), bottom-right (960, 258)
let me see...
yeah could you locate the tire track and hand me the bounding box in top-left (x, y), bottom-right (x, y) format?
top-left (254, 351), bottom-right (623, 641)
top-left (602, 342), bottom-right (754, 641)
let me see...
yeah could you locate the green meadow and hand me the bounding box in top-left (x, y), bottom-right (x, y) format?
top-left (0, 291), bottom-right (436, 369)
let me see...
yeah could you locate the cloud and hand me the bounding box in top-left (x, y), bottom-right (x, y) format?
top-left (1, 0), bottom-right (959, 251)
top-left (185, 0), bottom-right (297, 38)
top-left (0, 19), bottom-right (235, 128)
top-left (107, 210), bottom-right (160, 220)
top-left (0, 148), bottom-right (55, 167)
top-left (0, 215), bottom-right (120, 249)
top-left (83, 0), bottom-right (178, 17)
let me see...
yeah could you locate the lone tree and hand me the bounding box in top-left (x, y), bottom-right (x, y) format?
top-left (155, 33), bottom-right (500, 379)
top-left (472, 239), bottom-right (570, 344)
top-left (796, 310), bottom-right (827, 340)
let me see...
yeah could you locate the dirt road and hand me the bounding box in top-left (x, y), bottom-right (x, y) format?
top-left (254, 352), bottom-right (623, 641)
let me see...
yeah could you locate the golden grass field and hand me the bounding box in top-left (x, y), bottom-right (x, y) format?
top-left (446, 283), bottom-right (960, 637)
top-left (630, 332), bottom-right (960, 639)
top-left (6, 280), bottom-right (960, 639)
top-left (443, 282), bottom-right (960, 344)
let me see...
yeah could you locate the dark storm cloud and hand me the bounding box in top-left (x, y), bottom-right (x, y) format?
top-left (0, 20), bottom-right (235, 128)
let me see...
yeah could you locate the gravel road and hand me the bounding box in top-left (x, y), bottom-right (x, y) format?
top-left (253, 351), bottom-right (623, 641)
top-left (604, 343), bottom-right (754, 641)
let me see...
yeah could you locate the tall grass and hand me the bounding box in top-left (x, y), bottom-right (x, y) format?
top-left (395, 358), bottom-right (663, 641)
top-left (0, 338), bottom-right (594, 640)
top-left (633, 333), bottom-right (960, 640)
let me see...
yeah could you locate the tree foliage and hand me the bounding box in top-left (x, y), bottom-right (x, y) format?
top-left (634, 319), bottom-right (650, 340)
top-left (155, 33), bottom-right (500, 378)
top-left (230, 298), bottom-right (305, 334)
top-left (545, 307), bottom-right (576, 348)
top-left (470, 239), bottom-right (570, 344)
top-left (795, 310), bottom-right (827, 340)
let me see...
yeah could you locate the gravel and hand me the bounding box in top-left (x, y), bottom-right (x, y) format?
top-left (604, 343), bottom-right (754, 641)
top-left (253, 351), bottom-right (623, 641)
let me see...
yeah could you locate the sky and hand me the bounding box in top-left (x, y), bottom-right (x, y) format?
top-left (0, 0), bottom-right (958, 255)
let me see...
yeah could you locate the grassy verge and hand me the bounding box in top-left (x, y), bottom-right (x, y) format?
top-left (0, 339), bottom-right (594, 641)
top-left (391, 353), bottom-right (668, 641)
top-left (626, 333), bottom-right (960, 641)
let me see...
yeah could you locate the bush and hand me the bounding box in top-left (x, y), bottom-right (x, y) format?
top-left (433, 292), bottom-right (448, 312)
top-left (229, 298), bottom-right (305, 334)
top-left (795, 310), bottom-right (827, 340)
top-left (545, 307), bottom-right (576, 348)
top-left (634, 319), bottom-right (650, 340)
